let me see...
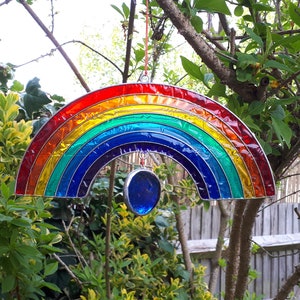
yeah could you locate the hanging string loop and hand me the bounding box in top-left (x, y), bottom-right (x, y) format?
top-left (143, 0), bottom-right (150, 82)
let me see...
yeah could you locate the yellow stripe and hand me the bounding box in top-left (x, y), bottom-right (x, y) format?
top-left (36, 96), bottom-right (254, 197)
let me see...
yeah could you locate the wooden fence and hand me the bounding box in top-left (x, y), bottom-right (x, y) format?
top-left (181, 202), bottom-right (300, 299)
top-left (178, 158), bottom-right (300, 299)
top-left (119, 153), bottom-right (300, 298)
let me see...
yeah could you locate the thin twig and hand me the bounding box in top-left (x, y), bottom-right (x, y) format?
top-left (104, 161), bottom-right (115, 300)
top-left (19, 0), bottom-right (90, 92)
top-left (62, 219), bottom-right (89, 268)
top-left (258, 190), bottom-right (300, 211)
top-left (50, 0), bottom-right (55, 34)
top-left (250, 239), bottom-right (300, 258)
top-left (202, 30), bottom-right (226, 51)
top-left (0, 0), bottom-right (12, 6)
top-left (14, 39), bottom-right (124, 76)
top-left (53, 253), bottom-right (83, 287)
top-left (279, 173), bottom-right (300, 181)
top-left (206, 29), bottom-right (300, 41)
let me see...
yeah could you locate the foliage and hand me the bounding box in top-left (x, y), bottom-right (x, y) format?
top-left (0, 92), bottom-right (32, 184)
top-left (0, 92), bottom-right (62, 299)
top-left (45, 160), bottom-right (213, 299)
top-left (0, 182), bottom-right (62, 299)
top-left (52, 167), bottom-right (216, 300)
top-left (169, 0), bottom-right (299, 160)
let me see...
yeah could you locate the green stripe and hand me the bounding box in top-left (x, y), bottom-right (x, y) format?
top-left (46, 113), bottom-right (243, 198)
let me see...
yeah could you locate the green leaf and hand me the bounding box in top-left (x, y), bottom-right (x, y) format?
top-left (243, 116), bottom-right (262, 132)
top-left (155, 215), bottom-right (170, 228)
top-left (271, 117), bottom-right (292, 148)
top-left (236, 52), bottom-right (257, 69)
top-left (38, 244), bottom-right (63, 253)
top-left (191, 15), bottom-right (203, 33)
top-left (272, 34), bottom-right (300, 52)
top-left (0, 246), bottom-right (9, 255)
top-left (11, 217), bottom-right (32, 227)
top-left (244, 27), bottom-right (264, 49)
top-left (134, 48), bottom-right (145, 63)
top-left (248, 101), bottom-right (265, 115)
top-left (194, 0), bottom-right (231, 15)
top-left (270, 104), bottom-right (285, 120)
top-left (207, 82), bottom-right (226, 97)
top-left (120, 259), bottom-right (131, 268)
top-left (234, 5), bottom-right (244, 16)
top-left (289, 2), bottom-right (300, 27)
top-left (236, 68), bottom-right (253, 82)
top-left (264, 60), bottom-right (293, 73)
top-left (180, 56), bottom-right (203, 81)
top-left (1, 274), bottom-right (16, 293)
top-left (122, 3), bottom-right (130, 19)
top-left (44, 261), bottom-right (58, 277)
top-left (264, 26), bottom-right (272, 54)
top-left (10, 80), bottom-right (24, 92)
top-left (1, 182), bottom-right (11, 201)
top-left (164, 184), bottom-right (174, 192)
top-left (252, 3), bottom-right (275, 11)
top-left (111, 4), bottom-right (125, 19)
top-left (17, 245), bottom-right (41, 256)
top-left (41, 281), bottom-right (61, 293)
top-left (218, 258), bottom-right (227, 268)
top-left (158, 239), bottom-right (174, 253)
top-left (0, 213), bottom-right (13, 222)
top-left (175, 265), bottom-right (190, 281)
top-left (202, 200), bottom-right (210, 211)
top-left (257, 138), bottom-right (272, 155)
top-left (273, 97), bottom-right (299, 106)
top-left (248, 268), bottom-right (259, 280)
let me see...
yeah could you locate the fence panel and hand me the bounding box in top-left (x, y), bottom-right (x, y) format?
top-left (183, 202), bottom-right (300, 299)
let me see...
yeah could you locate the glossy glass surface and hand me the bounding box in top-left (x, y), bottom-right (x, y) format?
top-left (16, 83), bottom-right (276, 200)
top-left (124, 169), bottom-right (161, 216)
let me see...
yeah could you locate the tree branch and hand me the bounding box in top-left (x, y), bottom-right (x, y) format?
top-left (123, 0), bottom-right (136, 83)
top-left (19, 0), bottom-right (90, 93)
top-left (162, 156), bottom-right (195, 297)
top-left (156, 0), bottom-right (259, 102)
top-left (157, 0), bottom-right (298, 103)
top-left (273, 264), bottom-right (300, 300)
top-left (0, 0), bottom-right (12, 6)
top-left (53, 253), bottom-right (83, 287)
top-left (234, 198), bottom-right (264, 299)
top-left (224, 200), bottom-right (246, 300)
top-left (209, 200), bottom-right (230, 293)
top-left (156, 0), bottom-right (231, 82)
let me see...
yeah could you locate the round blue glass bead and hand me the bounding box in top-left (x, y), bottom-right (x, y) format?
top-left (124, 169), bottom-right (161, 216)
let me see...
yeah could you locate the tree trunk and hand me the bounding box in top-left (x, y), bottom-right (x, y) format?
top-left (224, 201), bottom-right (246, 300)
top-left (209, 201), bottom-right (230, 293)
top-left (234, 199), bottom-right (264, 299)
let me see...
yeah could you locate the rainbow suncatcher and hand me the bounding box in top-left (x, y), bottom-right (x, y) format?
top-left (16, 83), bottom-right (275, 200)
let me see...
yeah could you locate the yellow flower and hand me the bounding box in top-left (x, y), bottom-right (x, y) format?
top-left (270, 80), bottom-right (280, 89)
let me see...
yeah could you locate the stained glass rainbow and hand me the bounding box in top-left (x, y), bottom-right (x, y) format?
top-left (15, 83), bottom-right (275, 200)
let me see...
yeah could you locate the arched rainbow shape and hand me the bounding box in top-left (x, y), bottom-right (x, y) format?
top-left (15, 83), bottom-right (275, 200)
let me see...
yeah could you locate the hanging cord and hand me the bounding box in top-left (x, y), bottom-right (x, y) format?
top-left (139, 151), bottom-right (149, 168)
top-left (141, 0), bottom-right (150, 82)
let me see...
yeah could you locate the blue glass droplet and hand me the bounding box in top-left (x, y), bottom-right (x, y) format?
top-left (124, 169), bottom-right (161, 216)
